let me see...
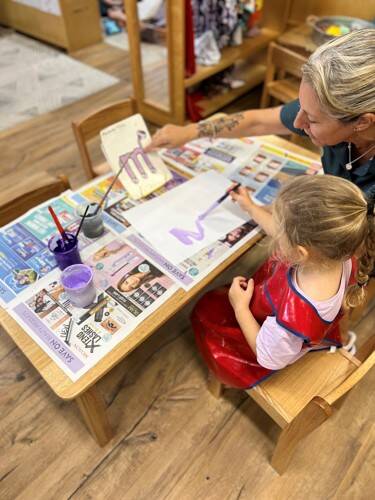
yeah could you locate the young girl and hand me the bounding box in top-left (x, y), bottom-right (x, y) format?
top-left (191, 175), bottom-right (375, 389)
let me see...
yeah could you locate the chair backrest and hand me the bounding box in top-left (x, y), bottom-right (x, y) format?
top-left (260, 42), bottom-right (306, 109)
top-left (248, 334), bottom-right (375, 426)
top-left (72, 98), bottom-right (138, 180)
top-left (0, 171), bottom-right (71, 227)
top-left (324, 338), bottom-right (375, 406)
top-left (268, 41), bottom-right (306, 80)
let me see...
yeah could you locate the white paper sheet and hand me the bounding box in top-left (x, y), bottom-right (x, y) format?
top-left (124, 171), bottom-right (250, 264)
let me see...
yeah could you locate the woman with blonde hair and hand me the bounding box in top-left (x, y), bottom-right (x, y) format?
top-left (149, 29), bottom-right (375, 195)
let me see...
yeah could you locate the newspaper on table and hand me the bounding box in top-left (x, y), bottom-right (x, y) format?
top-left (0, 190), bottom-right (76, 307)
top-left (10, 233), bottom-right (178, 381)
top-left (161, 137), bottom-right (322, 204)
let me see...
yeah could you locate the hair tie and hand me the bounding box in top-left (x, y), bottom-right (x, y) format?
top-left (358, 279), bottom-right (369, 288)
top-left (367, 200), bottom-right (375, 216)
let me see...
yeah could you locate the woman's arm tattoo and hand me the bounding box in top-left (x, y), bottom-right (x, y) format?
top-left (197, 113), bottom-right (245, 138)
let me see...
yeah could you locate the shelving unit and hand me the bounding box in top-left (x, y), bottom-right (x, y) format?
top-left (124, 0), bottom-right (291, 125)
top-left (184, 28), bottom-right (279, 88)
top-left (0, 0), bottom-right (102, 52)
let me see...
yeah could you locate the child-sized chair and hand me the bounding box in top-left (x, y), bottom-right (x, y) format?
top-left (207, 334), bottom-right (375, 474)
top-left (72, 98), bottom-right (138, 180)
top-left (260, 42), bottom-right (306, 109)
top-left (0, 170), bottom-right (71, 226)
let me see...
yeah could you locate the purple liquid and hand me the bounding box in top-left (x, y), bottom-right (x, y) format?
top-left (169, 200), bottom-right (220, 245)
top-left (63, 271), bottom-right (91, 289)
top-left (48, 232), bottom-right (82, 270)
top-left (61, 264), bottom-right (96, 307)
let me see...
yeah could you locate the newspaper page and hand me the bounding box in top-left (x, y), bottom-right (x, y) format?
top-left (9, 233), bottom-right (178, 381)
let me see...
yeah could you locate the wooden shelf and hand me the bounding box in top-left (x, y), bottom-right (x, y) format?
top-left (197, 63), bottom-right (266, 118)
top-left (125, 0), bottom-right (291, 125)
top-left (184, 28), bottom-right (279, 88)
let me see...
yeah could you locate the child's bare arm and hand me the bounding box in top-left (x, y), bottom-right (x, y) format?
top-left (230, 187), bottom-right (275, 237)
top-left (228, 277), bottom-right (260, 353)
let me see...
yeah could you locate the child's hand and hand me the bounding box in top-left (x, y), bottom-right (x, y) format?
top-left (230, 186), bottom-right (256, 214)
top-left (228, 276), bottom-right (255, 312)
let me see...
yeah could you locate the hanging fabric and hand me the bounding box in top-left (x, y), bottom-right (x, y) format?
top-left (185, 0), bottom-right (196, 77)
top-left (191, 0), bottom-right (239, 49)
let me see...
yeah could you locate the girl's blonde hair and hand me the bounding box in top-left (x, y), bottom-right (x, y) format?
top-left (301, 28), bottom-right (375, 121)
top-left (273, 175), bottom-right (375, 308)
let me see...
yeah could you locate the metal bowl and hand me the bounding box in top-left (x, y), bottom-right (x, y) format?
top-left (307, 15), bottom-right (374, 46)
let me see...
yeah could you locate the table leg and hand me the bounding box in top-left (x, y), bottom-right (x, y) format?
top-left (76, 385), bottom-right (113, 446)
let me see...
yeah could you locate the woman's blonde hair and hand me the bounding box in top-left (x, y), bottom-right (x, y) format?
top-left (301, 28), bottom-right (375, 121)
top-left (273, 175), bottom-right (375, 307)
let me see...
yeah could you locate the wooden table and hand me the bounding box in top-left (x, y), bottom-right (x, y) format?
top-left (0, 135), bottom-right (319, 446)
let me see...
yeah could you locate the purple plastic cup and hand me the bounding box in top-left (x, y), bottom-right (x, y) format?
top-left (61, 264), bottom-right (96, 308)
top-left (48, 232), bottom-right (82, 270)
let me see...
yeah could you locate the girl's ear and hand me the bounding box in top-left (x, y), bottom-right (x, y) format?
top-left (296, 245), bottom-right (309, 261)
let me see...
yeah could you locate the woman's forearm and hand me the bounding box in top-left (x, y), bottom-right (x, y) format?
top-left (187, 106), bottom-right (290, 141)
top-left (234, 306), bottom-right (260, 354)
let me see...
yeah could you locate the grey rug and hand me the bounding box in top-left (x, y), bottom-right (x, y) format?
top-left (0, 29), bottom-right (119, 132)
top-left (105, 31), bottom-right (167, 66)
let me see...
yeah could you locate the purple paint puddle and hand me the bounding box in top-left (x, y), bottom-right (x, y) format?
top-left (169, 200), bottom-right (221, 245)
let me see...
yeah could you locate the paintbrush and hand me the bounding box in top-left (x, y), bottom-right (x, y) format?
top-left (198, 183), bottom-right (242, 220)
top-left (48, 205), bottom-right (69, 246)
top-left (95, 161), bottom-right (126, 214)
top-left (216, 182), bottom-right (241, 204)
top-left (75, 204), bottom-right (90, 239)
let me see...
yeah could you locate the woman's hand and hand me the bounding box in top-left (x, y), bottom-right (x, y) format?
top-left (228, 276), bottom-right (254, 313)
top-left (230, 186), bottom-right (256, 214)
top-left (146, 124), bottom-right (197, 151)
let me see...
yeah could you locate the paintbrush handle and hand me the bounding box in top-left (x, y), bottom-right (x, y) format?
top-left (216, 183), bottom-right (241, 204)
top-left (75, 204), bottom-right (90, 239)
top-left (97, 161), bottom-right (125, 212)
top-left (48, 206), bottom-right (68, 241)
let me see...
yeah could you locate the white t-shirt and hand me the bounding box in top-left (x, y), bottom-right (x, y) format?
top-left (255, 259), bottom-right (352, 370)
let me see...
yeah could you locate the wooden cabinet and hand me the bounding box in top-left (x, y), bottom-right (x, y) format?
top-left (124, 0), bottom-right (292, 126)
top-left (0, 0), bottom-right (102, 52)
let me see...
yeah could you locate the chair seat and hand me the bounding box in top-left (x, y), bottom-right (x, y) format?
top-left (247, 349), bottom-right (358, 427)
top-left (93, 161), bottom-right (111, 177)
top-left (266, 77), bottom-right (300, 103)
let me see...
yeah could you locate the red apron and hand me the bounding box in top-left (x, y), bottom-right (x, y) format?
top-left (191, 257), bottom-right (356, 389)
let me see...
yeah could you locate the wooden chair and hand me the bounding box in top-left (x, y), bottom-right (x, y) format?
top-left (260, 42), bottom-right (306, 109)
top-left (0, 171), bottom-right (71, 227)
top-left (208, 335), bottom-right (375, 474)
top-left (72, 98), bottom-right (138, 180)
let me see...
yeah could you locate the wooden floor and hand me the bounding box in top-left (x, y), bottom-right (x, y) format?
top-left (0, 40), bottom-right (374, 500)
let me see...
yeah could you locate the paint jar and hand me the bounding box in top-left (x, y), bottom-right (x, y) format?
top-left (61, 264), bottom-right (96, 308)
top-left (76, 203), bottom-right (105, 238)
top-left (48, 232), bottom-right (82, 270)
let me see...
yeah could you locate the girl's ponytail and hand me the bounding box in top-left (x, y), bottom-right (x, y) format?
top-left (345, 200), bottom-right (375, 308)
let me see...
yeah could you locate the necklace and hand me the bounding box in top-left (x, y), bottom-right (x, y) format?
top-left (346, 142), bottom-right (375, 171)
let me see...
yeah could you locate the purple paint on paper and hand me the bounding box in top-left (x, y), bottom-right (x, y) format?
top-left (119, 130), bottom-right (157, 184)
top-left (126, 234), bottom-right (194, 285)
top-left (169, 200), bottom-right (220, 246)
